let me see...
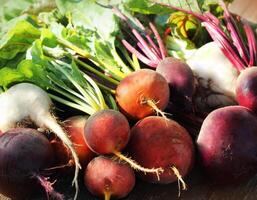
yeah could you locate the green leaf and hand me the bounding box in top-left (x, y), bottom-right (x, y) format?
top-left (125, 0), bottom-right (173, 14)
top-left (0, 20), bottom-right (40, 60)
top-left (0, 0), bottom-right (36, 22)
top-left (125, 0), bottom-right (234, 14)
top-left (0, 67), bottom-right (26, 88)
top-left (125, 0), bottom-right (204, 14)
top-left (0, 52), bottom-right (26, 69)
top-left (55, 0), bottom-right (119, 42)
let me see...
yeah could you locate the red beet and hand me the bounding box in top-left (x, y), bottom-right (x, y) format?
top-left (84, 109), bottom-right (162, 177)
top-left (128, 116), bottom-right (194, 185)
top-left (0, 128), bottom-right (62, 200)
top-left (157, 57), bottom-right (195, 110)
top-left (64, 116), bottom-right (96, 168)
top-left (236, 67), bottom-right (257, 113)
top-left (197, 106), bottom-right (257, 183)
top-left (115, 69), bottom-right (170, 120)
top-left (84, 156), bottom-right (135, 200)
top-left (84, 109), bottom-right (130, 155)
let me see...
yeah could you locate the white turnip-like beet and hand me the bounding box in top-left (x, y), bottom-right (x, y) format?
top-left (197, 106), bottom-right (257, 183)
top-left (187, 42), bottom-right (239, 109)
top-left (84, 156), bottom-right (135, 200)
top-left (0, 128), bottom-right (63, 200)
top-left (128, 116), bottom-right (194, 191)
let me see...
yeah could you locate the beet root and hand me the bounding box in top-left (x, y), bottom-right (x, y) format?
top-left (197, 106), bottom-right (257, 183)
top-left (156, 57), bottom-right (195, 111)
top-left (0, 128), bottom-right (62, 200)
top-left (128, 116), bottom-right (194, 186)
top-left (236, 67), bottom-right (257, 113)
top-left (115, 69), bottom-right (170, 120)
top-left (84, 156), bottom-right (135, 200)
top-left (84, 109), bottom-right (130, 155)
top-left (84, 109), bottom-right (163, 178)
top-left (64, 115), bottom-right (96, 168)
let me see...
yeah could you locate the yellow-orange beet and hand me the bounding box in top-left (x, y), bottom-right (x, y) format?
top-left (115, 69), bottom-right (170, 120)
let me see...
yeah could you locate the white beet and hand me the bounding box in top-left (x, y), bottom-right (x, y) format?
top-left (187, 42), bottom-right (239, 109)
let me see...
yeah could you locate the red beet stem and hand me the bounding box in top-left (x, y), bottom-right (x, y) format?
top-left (149, 22), bottom-right (168, 59)
top-left (244, 23), bottom-right (257, 66)
top-left (122, 39), bottom-right (158, 67)
top-left (36, 175), bottom-right (64, 200)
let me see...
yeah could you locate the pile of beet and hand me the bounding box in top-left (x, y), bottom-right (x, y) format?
top-left (2, 2), bottom-right (257, 200)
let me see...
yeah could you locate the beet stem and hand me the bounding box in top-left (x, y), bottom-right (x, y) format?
top-left (171, 166), bottom-right (187, 197)
top-left (137, 42), bottom-right (161, 62)
top-left (244, 23), bottom-right (257, 66)
top-left (145, 34), bottom-right (162, 58)
top-left (113, 151), bottom-right (164, 180)
top-left (132, 29), bottom-right (161, 62)
top-left (141, 98), bottom-right (168, 119)
top-left (122, 39), bottom-right (158, 68)
top-left (36, 175), bottom-right (64, 200)
top-left (149, 22), bottom-right (168, 59)
top-left (104, 191), bottom-right (111, 200)
top-left (44, 160), bottom-right (74, 171)
top-left (37, 114), bottom-right (81, 200)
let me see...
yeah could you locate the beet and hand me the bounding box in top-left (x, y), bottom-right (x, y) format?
top-left (0, 128), bottom-right (62, 200)
top-left (128, 116), bottom-right (194, 185)
top-left (84, 109), bottom-right (130, 155)
top-left (236, 67), bottom-right (257, 113)
top-left (115, 69), bottom-right (170, 120)
top-left (197, 106), bottom-right (257, 183)
top-left (84, 109), bottom-right (162, 177)
top-left (156, 57), bottom-right (195, 110)
top-left (64, 116), bottom-right (96, 168)
top-left (84, 156), bottom-right (135, 200)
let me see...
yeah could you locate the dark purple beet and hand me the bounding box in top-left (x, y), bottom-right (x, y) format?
top-left (156, 57), bottom-right (195, 111)
top-left (0, 128), bottom-right (62, 200)
top-left (197, 106), bottom-right (257, 184)
top-left (236, 67), bottom-right (257, 112)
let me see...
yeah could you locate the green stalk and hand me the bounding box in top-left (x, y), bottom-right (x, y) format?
top-left (104, 93), bottom-right (119, 111)
top-left (119, 45), bottom-right (140, 71)
top-left (110, 48), bottom-right (132, 74)
top-left (49, 94), bottom-right (95, 115)
top-left (132, 54), bottom-right (141, 70)
top-left (93, 57), bottom-right (126, 81)
top-left (82, 73), bottom-right (108, 110)
top-left (51, 86), bottom-right (90, 108)
top-left (74, 58), bottom-right (119, 85)
top-left (57, 37), bottom-right (125, 81)
top-left (52, 61), bottom-right (101, 111)
top-left (96, 82), bottom-right (116, 95)
top-left (47, 75), bottom-right (86, 101)
top-left (57, 38), bottom-right (91, 58)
